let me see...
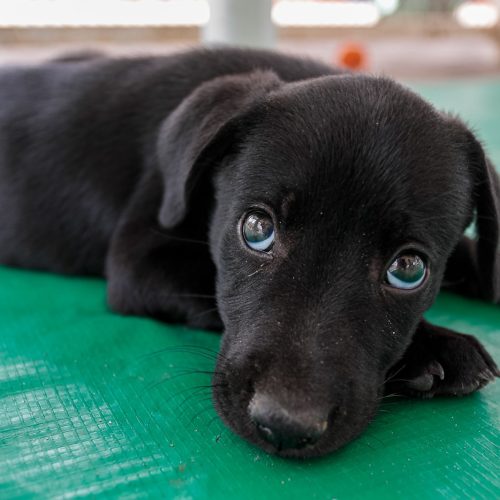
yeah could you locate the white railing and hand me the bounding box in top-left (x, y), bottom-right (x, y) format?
top-left (0, 0), bottom-right (210, 27)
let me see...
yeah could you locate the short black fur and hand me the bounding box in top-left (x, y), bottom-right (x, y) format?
top-left (0, 47), bottom-right (498, 458)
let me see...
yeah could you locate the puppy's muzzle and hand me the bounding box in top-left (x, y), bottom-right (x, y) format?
top-left (249, 392), bottom-right (328, 451)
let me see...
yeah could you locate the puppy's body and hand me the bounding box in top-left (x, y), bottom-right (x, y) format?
top-left (0, 47), bottom-right (498, 458)
top-left (0, 49), bottom-right (335, 275)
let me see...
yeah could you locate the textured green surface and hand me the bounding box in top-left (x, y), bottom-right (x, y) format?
top-left (1, 79), bottom-right (500, 499)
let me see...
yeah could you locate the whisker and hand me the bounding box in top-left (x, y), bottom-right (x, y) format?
top-left (146, 369), bottom-right (222, 390)
top-left (379, 392), bottom-right (404, 400)
top-left (156, 344), bottom-right (231, 363)
top-left (150, 227), bottom-right (209, 246)
top-left (163, 383), bottom-right (224, 405)
top-left (154, 349), bottom-right (219, 364)
top-left (247, 263), bottom-right (269, 278)
top-left (139, 345), bottom-right (222, 363)
top-left (187, 398), bottom-right (215, 424)
top-left (143, 344), bottom-right (223, 357)
top-left (384, 378), bottom-right (413, 384)
top-left (176, 388), bottom-right (215, 410)
top-left (175, 382), bottom-right (228, 411)
top-left (207, 413), bottom-right (223, 432)
top-left (191, 307), bottom-right (219, 320)
top-left (162, 385), bottom-right (210, 407)
top-left (379, 402), bottom-right (403, 411)
top-left (381, 364), bottom-right (407, 387)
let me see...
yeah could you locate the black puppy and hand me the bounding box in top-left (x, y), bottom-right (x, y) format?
top-left (0, 47), bottom-right (498, 458)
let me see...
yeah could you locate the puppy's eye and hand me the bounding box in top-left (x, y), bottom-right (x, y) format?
top-left (386, 254), bottom-right (426, 290)
top-left (242, 211), bottom-right (275, 252)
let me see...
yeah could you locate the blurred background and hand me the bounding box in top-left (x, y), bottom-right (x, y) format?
top-left (1, 5), bottom-right (499, 498)
top-left (1, 0), bottom-right (500, 79)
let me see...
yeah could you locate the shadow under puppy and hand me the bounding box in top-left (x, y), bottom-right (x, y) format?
top-left (0, 48), bottom-right (498, 458)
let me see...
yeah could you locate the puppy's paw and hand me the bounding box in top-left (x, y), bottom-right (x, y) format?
top-left (386, 323), bottom-right (499, 399)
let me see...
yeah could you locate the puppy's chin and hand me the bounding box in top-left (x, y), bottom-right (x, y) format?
top-left (212, 377), bottom-right (380, 459)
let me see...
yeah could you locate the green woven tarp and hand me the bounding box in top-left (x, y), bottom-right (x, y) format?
top-left (1, 80), bottom-right (499, 499)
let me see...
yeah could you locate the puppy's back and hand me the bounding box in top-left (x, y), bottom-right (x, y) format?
top-left (0, 48), bottom-right (335, 275)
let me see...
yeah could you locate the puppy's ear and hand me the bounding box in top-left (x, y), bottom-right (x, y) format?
top-left (473, 153), bottom-right (500, 302)
top-left (156, 70), bottom-right (282, 229)
top-left (445, 121), bottom-right (500, 303)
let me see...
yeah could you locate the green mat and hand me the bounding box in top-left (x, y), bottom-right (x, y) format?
top-left (1, 79), bottom-right (500, 499)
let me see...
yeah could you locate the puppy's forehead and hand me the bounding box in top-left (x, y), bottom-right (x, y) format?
top-left (248, 75), bottom-right (457, 177)
top-left (234, 75), bottom-right (469, 237)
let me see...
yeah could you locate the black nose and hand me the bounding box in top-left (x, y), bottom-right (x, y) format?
top-left (249, 393), bottom-right (328, 451)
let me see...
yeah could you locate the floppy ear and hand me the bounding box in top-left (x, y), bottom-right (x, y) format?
top-left (156, 70), bottom-right (282, 229)
top-left (444, 124), bottom-right (500, 304)
top-left (473, 152), bottom-right (500, 302)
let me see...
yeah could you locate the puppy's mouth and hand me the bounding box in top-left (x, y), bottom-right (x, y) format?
top-left (212, 369), bottom-right (379, 458)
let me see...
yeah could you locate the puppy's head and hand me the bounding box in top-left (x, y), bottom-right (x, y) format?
top-left (157, 71), bottom-right (499, 457)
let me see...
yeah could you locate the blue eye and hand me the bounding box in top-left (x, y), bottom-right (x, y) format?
top-left (242, 211), bottom-right (275, 252)
top-left (386, 254), bottom-right (426, 290)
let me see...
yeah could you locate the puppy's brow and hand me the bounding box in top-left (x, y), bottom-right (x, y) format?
top-left (369, 257), bottom-right (384, 282)
top-left (280, 192), bottom-right (296, 218)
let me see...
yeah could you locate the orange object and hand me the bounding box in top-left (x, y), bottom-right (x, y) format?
top-left (337, 43), bottom-right (367, 71)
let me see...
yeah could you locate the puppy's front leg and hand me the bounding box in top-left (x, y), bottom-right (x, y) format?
top-left (105, 171), bottom-right (222, 331)
top-left (385, 320), bottom-right (498, 398)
